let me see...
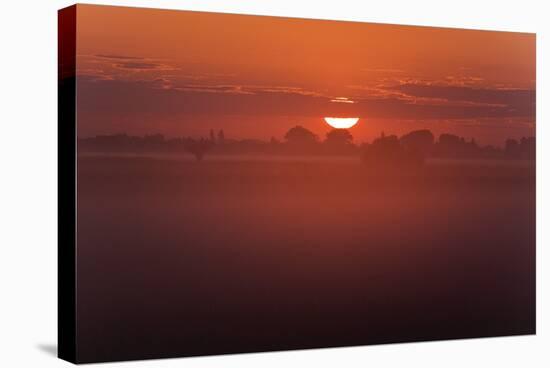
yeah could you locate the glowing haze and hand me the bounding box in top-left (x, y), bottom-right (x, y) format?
top-left (74, 5), bottom-right (535, 145)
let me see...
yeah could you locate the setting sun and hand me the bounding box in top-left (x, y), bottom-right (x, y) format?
top-left (324, 117), bottom-right (360, 129)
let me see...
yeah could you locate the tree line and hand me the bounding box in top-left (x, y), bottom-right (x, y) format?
top-left (78, 125), bottom-right (535, 162)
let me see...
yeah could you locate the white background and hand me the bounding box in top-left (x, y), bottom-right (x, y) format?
top-left (0, 0), bottom-right (547, 366)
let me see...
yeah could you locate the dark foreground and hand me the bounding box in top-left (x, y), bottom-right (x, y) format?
top-left (76, 156), bottom-right (535, 363)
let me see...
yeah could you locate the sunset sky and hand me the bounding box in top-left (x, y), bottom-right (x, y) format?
top-left (74, 4), bottom-right (535, 145)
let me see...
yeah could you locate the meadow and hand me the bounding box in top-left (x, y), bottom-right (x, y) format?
top-left (75, 155), bottom-right (535, 362)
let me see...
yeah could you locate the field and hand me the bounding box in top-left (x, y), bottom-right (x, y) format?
top-left (76, 155), bottom-right (535, 362)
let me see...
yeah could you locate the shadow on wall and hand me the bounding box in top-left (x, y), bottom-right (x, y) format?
top-left (36, 344), bottom-right (57, 357)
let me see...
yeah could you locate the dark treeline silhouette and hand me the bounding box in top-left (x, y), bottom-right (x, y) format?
top-left (362, 132), bottom-right (424, 169)
top-left (77, 133), bottom-right (215, 161)
top-left (361, 129), bottom-right (535, 167)
top-left (78, 126), bottom-right (535, 162)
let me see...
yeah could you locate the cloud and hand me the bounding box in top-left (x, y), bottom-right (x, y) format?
top-left (386, 83), bottom-right (535, 116)
top-left (162, 83), bottom-right (324, 97)
top-left (361, 68), bottom-right (406, 74)
top-left (330, 97), bottom-right (355, 104)
top-left (172, 84), bottom-right (254, 95)
top-left (442, 75), bottom-right (485, 87)
top-left (86, 54), bottom-right (179, 72)
top-left (114, 62), bottom-right (162, 70)
top-left (95, 54), bottom-right (145, 60)
top-left (77, 77), bottom-right (535, 123)
top-left (77, 78), bottom-right (329, 117)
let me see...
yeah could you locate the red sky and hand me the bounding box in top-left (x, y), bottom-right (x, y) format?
top-left (74, 4), bottom-right (535, 146)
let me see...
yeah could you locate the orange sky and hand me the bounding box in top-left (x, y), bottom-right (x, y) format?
top-left (74, 4), bottom-right (535, 145)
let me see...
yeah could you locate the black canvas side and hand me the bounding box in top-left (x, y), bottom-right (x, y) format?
top-left (58, 4), bottom-right (77, 364)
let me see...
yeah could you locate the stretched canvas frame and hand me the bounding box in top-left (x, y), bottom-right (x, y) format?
top-left (58, 4), bottom-right (536, 364)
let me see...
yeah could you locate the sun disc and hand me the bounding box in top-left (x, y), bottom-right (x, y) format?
top-left (324, 117), bottom-right (359, 129)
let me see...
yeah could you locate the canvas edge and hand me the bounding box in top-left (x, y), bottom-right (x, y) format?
top-left (58, 4), bottom-right (77, 364)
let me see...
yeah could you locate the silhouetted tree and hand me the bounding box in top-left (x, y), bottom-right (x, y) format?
top-left (435, 133), bottom-right (489, 158)
top-left (185, 138), bottom-right (212, 161)
top-left (400, 129), bottom-right (434, 156)
top-left (323, 129), bottom-right (356, 154)
top-left (362, 133), bottom-right (422, 168)
top-left (217, 129), bottom-right (225, 144)
top-left (435, 133), bottom-right (465, 158)
top-left (284, 125), bottom-right (318, 145)
top-left (325, 129), bottom-right (353, 145)
top-left (439, 133), bottom-right (461, 146)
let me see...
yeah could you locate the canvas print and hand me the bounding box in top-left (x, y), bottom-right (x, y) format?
top-left (58, 4), bottom-right (536, 363)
